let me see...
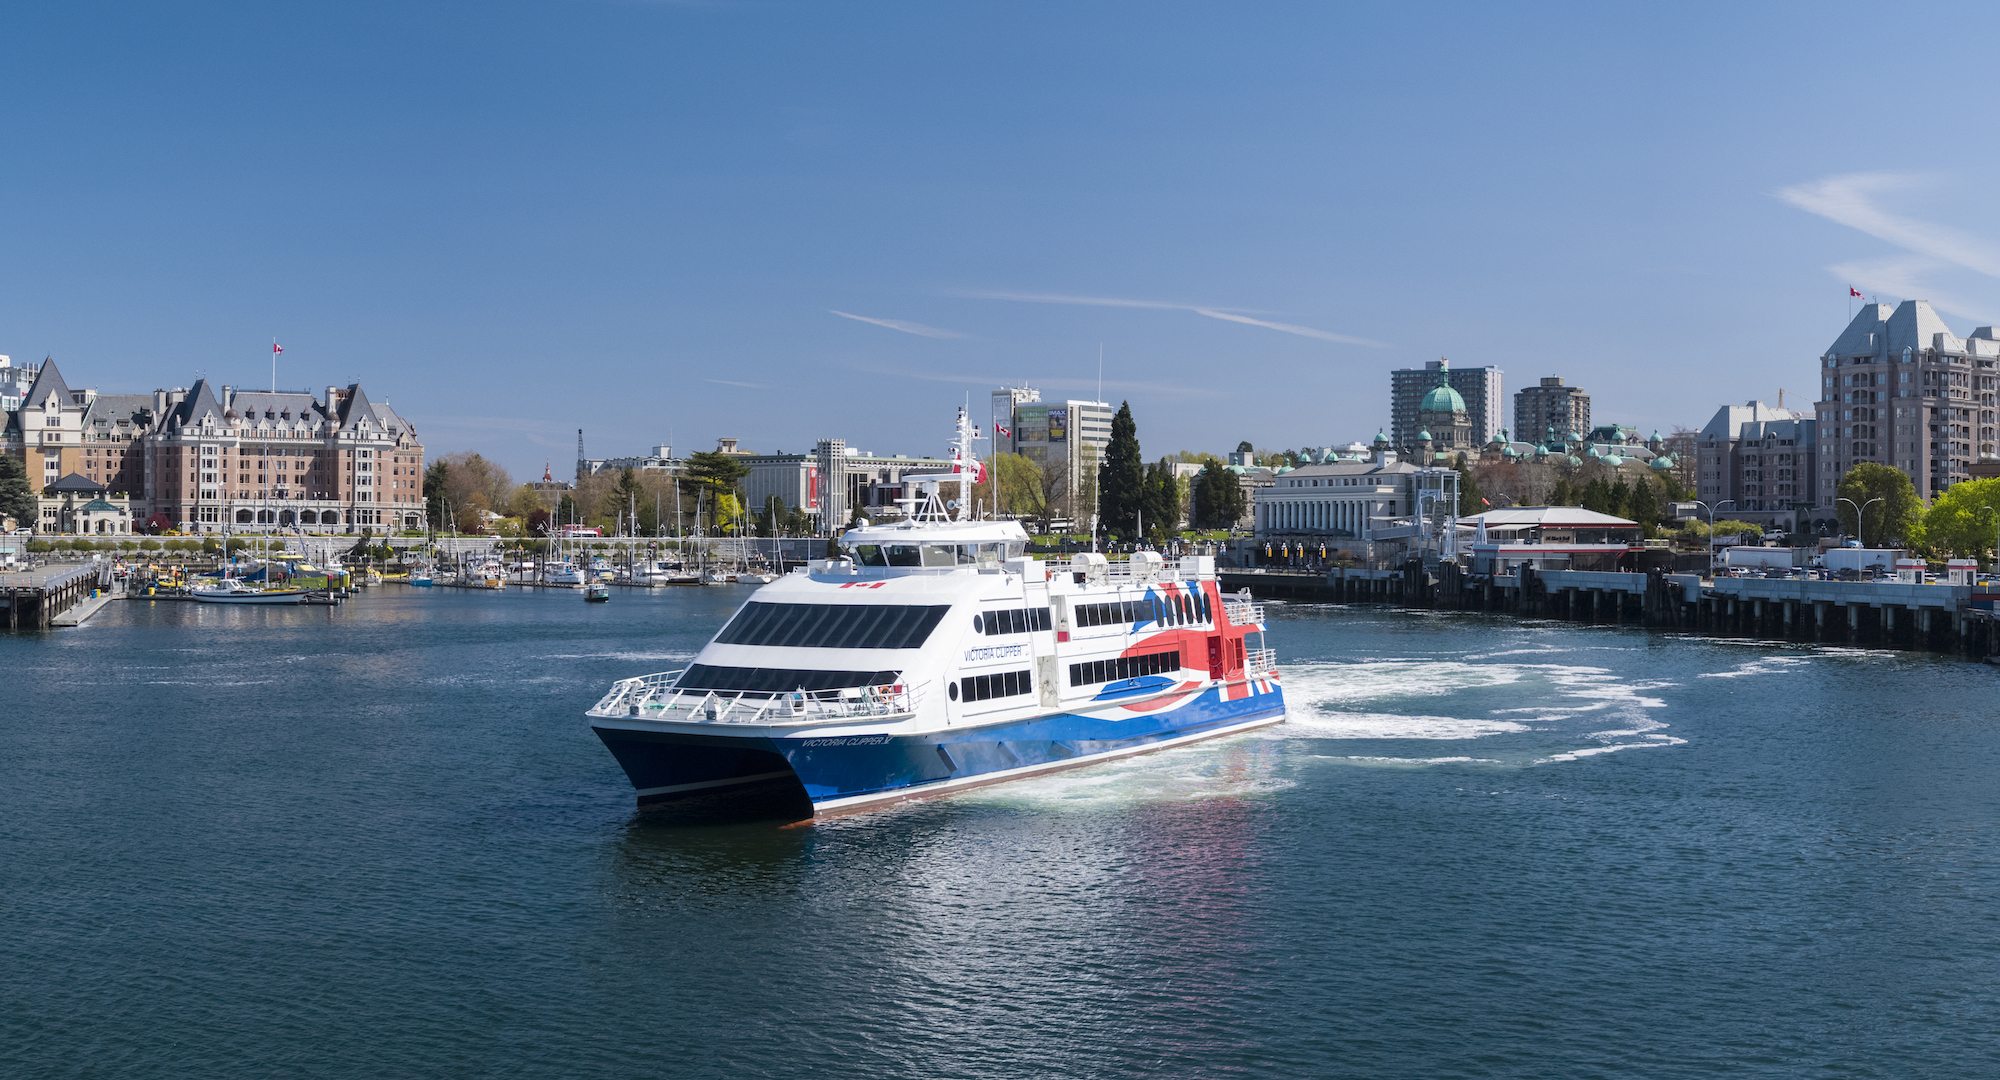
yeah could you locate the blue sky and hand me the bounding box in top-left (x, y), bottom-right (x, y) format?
top-left (7, 1), bottom-right (2000, 479)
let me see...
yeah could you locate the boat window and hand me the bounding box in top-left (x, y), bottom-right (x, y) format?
top-left (676, 665), bottom-right (901, 697)
top-left (1005, 541), bottom-right (1025, 559)
top-left (959, 669), bottom-right (1033, 704)
top-left (884, 545), bottom-right (923, 566)
top-left (852, 544), bottom-right (888, 567)
top-left (715, 602), bottom-right (951, 649)
top-left (1068, 650), bottom-right (1180, 687)
top-left (920, 544), bottom-right (958, 567)
top-left (976, 607), bottom-right (1051, 635)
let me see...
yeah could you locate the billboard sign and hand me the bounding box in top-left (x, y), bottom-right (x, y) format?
top-left (1048, 408), bottom-right (1068, 442)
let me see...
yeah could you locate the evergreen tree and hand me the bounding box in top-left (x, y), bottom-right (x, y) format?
top-left (1627, 478), bottom-right (1660, 535)
top-left (760, 494), bottom-right (786, 537)
top-left (1140, 459), bottom-right (1180, 542)
top-left (1452, 453), bottom-right (1482, 517)
top-left (1549, 478), bottom-right (1576, 506)
top-left (1581, 477), bottom-right (1612, 514)
top-left (1096, 402), bottom-right (1145, 538)
top-left (423, 460), bottom-right (449, 527)
top-left (1193, 459), bottom-right (1245, 528)
top-left (1235, 440), bottom-right (1254, 455)
top-left (1608, 478), bottom-right (1632, 520)
top-left (603, 467), bottom-right (644, 529)
top-left (0, 454), bottom-right (35, 531)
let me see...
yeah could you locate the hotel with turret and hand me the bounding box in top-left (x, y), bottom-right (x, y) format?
top-left (2, 356), bottom-right (425, 535)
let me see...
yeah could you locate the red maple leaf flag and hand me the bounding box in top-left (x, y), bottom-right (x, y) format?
top-left (1850, 287), bottom-right (1863, 298)
top-left (273, 342), bottom-right (284, 354)
top-left (996, 425), bottom-right (1011, 437)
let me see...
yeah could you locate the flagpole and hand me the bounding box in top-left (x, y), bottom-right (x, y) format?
top-left (272, 338), bottom-right (277, 392)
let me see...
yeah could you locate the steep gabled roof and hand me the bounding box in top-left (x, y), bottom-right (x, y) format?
top-left (21, 359), bottom-right (73, 410)
top-left (1886, 299), bottom-right (1960, 356)
top-left (335, 383), bottom-right (375, 429)
top-left (168, 379), bottom-right (228, 430)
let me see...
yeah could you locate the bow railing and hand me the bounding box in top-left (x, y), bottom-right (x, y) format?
top-left (588, 670), bottom-right (924, 726)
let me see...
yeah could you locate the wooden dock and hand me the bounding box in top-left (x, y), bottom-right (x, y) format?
top-left (2, 563), bottom-right (115, 631)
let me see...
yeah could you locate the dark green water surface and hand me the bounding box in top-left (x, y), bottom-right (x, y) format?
top-left (5, 587), bottom-right (2000, 1078)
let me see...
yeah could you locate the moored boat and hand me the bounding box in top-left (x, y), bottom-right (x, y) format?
top-left (190, 580), bottom-right (309, 604)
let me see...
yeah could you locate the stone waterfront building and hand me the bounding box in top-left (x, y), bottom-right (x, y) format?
top-left (1814, 300), bottom-right (2000, 503)
top-left (3, 358), bottom-right (427, 534)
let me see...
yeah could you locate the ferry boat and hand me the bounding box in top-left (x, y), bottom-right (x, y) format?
top-left (586, 409), bottom-right (1284, 817)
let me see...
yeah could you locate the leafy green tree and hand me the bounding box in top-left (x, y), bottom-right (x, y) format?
top-left (1096, 402), bottom-right (1145, 538)
top-left (0, 454), bottom-right (35, 530)
top-left (993, 453), bottom-right (1046, 521)
top-left (1835, 463), bottom-right (1921, 547)
top-left (1918, 477), bottom-right (2000, 560)
top-left (1235, 440), bottom-right (1254, 455)
top-left (139, 538), bottom-right (162, 552)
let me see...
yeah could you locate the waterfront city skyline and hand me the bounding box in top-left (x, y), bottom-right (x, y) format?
top-left (6, 2), bottom-right (2000, 478)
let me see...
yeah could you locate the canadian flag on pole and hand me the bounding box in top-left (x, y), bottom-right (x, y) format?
top-left (273, 342), bottom-right (284, 355)
top-left (996, 425), bottom-right (1011, 437)
top-left (1849, 287), bottom-right (1863, 298)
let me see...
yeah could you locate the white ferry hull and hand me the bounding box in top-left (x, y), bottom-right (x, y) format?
top-left (591, 675), bottom-right (1284, 816)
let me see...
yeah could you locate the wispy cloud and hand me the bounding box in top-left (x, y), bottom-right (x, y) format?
top-left (1779, 172), bottom-right (2000, 320)
top-left (704, 378), bottom-right (768, 389)
top-left (838, 363), bottom-right (1214, 398)
top-left (956, 289), bottom-right (1383, 347)
top-left (829, 310), bottom-right (965, 338)
top-left (956, 290), bottom-right (1203, 311)
top-left (1193, 308), bottom-right (1386, 347)
top-left (1779, 173), bottom-right (2000, 277)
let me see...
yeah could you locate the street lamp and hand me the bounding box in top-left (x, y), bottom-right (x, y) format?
top-left (1691, 499), bottom-right (1734, 572)
top-left (1837, 496), bottom-right (1884, 549)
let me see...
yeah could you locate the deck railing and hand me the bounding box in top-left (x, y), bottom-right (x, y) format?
top-left (588, 670), bottom-right (924, 726)
top-left (1244, 647), bottom-right (1278, 675)
top-left (1223, 600), bottom-right (1266, 626)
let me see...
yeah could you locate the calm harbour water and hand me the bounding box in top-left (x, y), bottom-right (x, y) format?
top-left (5, 586), bottom-right (2000, 1079)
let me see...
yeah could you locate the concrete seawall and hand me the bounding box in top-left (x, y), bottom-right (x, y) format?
top-left (1219, 564), bottom-right (2000, 658)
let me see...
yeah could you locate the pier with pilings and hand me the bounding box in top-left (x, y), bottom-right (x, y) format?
top-left (2, 563), bottom-right (116, 631)
top-left (1222, 560), bottom-right (2000, 659)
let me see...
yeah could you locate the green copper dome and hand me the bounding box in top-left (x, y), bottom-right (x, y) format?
top-left (1419, 384), bottom-right (1466, 413)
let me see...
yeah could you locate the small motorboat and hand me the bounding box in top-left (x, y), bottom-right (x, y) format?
top-left (585, 580), bottom-right (612, 603)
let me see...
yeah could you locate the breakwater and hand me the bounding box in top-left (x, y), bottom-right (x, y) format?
top-left (1220, 564), bottom-right (2000, 658)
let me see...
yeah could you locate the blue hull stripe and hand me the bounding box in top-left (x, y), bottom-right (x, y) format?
top-left (592, 682), bottom-right (1286, 807)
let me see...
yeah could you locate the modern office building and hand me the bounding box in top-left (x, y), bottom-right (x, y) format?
top-left (1513, 376), bottom-right (1591, 445)
top-left (991, 385), bottom-right (1114, 520)
top-left (1391, 360), bottom-right (1503, 445)
top-left (1696, 401), bottom-right (1817, 530)
top-left (1814, 300), bottom-right (2000, 503)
